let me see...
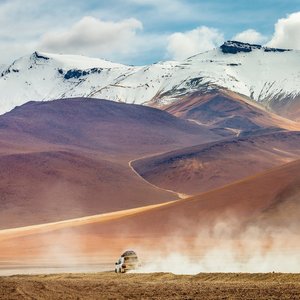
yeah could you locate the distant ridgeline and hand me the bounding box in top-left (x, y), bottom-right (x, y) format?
top-left (220, 40), bottom-right (291, 54)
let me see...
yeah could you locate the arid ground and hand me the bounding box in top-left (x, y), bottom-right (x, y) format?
top-left (1, 272), bottom-right (300, 300)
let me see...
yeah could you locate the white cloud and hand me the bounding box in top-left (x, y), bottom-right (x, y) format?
top-left (0, 1), bottom-right (299, 66)
top-left (167, 26), bottom-right (224, 60)
top-left (233, 29), bottom-right (267, 44)
top-left (0, 0), bottom-right (88, 64)
top-left (0, 0), bottom-right (164, 65)
top-left (267, 11), bottom-right (300, 50)
top-left (38, 16), bottom-right (143, 58)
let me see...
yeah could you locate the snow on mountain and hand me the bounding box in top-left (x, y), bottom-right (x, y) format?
top-left (156, 41), bottom-right (300, 106)
top-left (0, 41), bottom-right (299, 115)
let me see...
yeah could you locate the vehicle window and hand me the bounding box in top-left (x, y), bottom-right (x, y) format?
top-left (125, 256), bottom-right (138, 262)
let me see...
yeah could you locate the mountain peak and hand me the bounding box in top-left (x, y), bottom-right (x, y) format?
top-left (29, 51), bottom-right (127, 69)
top-left (31, 51), bottom-right (50, 61)
top-left (220, 40), bottom-right (291, 54)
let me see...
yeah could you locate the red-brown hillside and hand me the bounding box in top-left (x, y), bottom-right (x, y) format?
top-left (0, 98), bottom-right (221, 229)
top-left (131, 130), bottom-right (300, 195)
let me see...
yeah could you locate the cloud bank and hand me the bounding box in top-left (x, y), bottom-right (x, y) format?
top-left (166, 11), bottom-right (300, 61)
top-left (233, 29), bottom-right (267, 44)
top-left (39, 16), bottom-right (143, 58)
top-left (166, 26), bottom-right (224, 60)
top-left (0, 0), bottom-right (299, 65)
top-left (267, 11), bottom-right (300, 50)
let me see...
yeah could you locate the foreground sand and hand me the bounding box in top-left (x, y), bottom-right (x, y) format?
top-left (0, 272), bottom-right (300, 299)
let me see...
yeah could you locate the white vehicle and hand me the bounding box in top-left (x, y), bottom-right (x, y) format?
top-left (115, 250), bottom-right (140, 273)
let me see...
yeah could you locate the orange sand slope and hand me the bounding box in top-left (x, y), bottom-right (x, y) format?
top-left (0, 159), bottom-right (299, 271)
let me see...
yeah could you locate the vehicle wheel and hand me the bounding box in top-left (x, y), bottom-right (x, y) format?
top-left (115, 269), bottom-right (117, 273)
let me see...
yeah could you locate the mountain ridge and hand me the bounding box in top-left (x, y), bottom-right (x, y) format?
top-left (0, 41), bottom-right (299, 120)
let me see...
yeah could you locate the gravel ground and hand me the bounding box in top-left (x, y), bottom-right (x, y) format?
top-left (0, 272), bottom-right (300, 299)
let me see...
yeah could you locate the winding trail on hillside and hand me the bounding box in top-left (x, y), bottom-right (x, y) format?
top-left (188, 118), bottom-right (241, 137)
top-left (128, 157), bottom-right (190, 200)
top-left (0, 147), bottom-right (196, 240)
top-left (187, 119), bottom-right (209, 127)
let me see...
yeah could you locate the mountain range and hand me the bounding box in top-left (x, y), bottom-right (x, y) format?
top-left (1, 41), bottom-right (300, 120)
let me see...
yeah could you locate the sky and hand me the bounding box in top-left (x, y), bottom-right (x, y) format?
top-left (1, 0), bottom-right (300, 65)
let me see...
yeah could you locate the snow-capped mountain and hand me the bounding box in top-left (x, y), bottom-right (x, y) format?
top-left (0, 41), bottom-right (300, 118)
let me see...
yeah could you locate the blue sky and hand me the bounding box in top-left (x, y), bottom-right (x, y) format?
top-left (0, 0), bottom-right (300, 65)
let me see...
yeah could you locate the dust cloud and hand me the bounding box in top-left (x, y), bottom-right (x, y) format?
top-left (133, 220), bottom-right (300, 274)
top-left (1, 205), bottom-right (300, 275)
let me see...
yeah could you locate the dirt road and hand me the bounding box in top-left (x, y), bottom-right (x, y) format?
top-left (1, 272), bottom-right (300, 299)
